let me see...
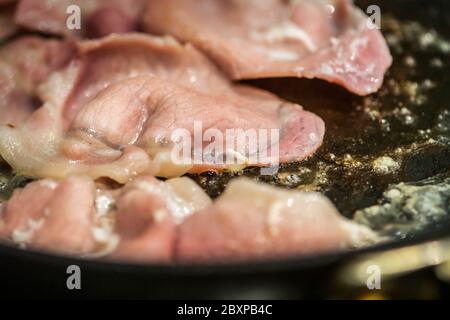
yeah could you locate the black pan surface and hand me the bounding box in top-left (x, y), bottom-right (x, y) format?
top-left (0, 0), bottom-right (449, 299)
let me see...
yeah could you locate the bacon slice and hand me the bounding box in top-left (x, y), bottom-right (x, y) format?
top-left (14, 0), bottom-right (144, 38)
top-left (0, 37), bottom-right (73, 126)
top-left (0, 34), bottom-right (324, 182)
top-left (0, 176), bottom-right (375, 261)
top-left (177, 178), bottom-right (376, 262)
top-left (0, 177), bottom-right (97, 255)
top-left (0, 175), bottom-right (210, 260)
top-left (109, 176), bottom-right (211, 262)
top-left (143, 0), bottom-right (392, 95)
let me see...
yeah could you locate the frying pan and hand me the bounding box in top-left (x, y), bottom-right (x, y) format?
top-left (0, 0), bottom-right (449, 299)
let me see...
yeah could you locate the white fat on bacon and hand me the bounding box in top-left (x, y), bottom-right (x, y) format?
top-left (252, 21), bottom-right (318, 52)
